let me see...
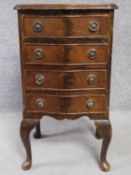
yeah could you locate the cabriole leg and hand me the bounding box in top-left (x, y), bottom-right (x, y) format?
top-left (34, 121), bottom-right (41, 138)
top-left (95, 120), bottom-right (112, 172)
top-left (20, 119), bottom-right (39, 170)
top-left (94, 122), bottom-right (102, 139)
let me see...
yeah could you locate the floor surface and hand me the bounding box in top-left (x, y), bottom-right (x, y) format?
top-left (0, 111), bottom-right (130, 175)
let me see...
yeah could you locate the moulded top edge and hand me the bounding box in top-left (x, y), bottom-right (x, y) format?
top-left (14, 4), bottom-right (118, 10)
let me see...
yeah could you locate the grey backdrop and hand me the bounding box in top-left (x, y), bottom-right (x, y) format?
top-left (0, 0), bottom-right (131, 112)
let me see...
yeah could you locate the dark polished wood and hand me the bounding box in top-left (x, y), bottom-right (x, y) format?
top-left (25, 70), bottom-right (107, 90)
top-left (26, 94), bottom-right (106, 113)
top-left (23, 15), bottom-right (109, 37)
top-left (24, 44), bottom-right (109, 65)
top-left (20, 119), bottom-right (39, 170)
top-left (34, 121), bottom-right (41, 138)
top-left (15, 4), bottom-right (118, 171)
top-left (95, 120), bottom-right (112, 171)
top-left (14, 4), bottom-right (118, 10)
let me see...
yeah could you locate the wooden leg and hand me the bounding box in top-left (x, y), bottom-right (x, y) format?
top-left (34, 121), bottom-right (41, 139)
top-left (95, 120), bottom-right (112, 172)
top-left (20, 119), bottom-right (39, 170)
top-left (94, 122), bottom-right (102, 139)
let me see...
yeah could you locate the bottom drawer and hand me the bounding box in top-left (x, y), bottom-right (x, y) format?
top-left (26, 94), bottom-right (107, 114)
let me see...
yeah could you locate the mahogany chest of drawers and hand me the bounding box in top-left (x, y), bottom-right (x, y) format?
top-left (15, 4), bottom-right (118, 171)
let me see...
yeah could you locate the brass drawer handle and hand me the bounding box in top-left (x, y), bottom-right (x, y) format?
top-left (33, 22), bottom-right (43, 32)
top-left (88, 49), bottom-right (97, 60)
top-left (89, 21), bottom-right (98, 32)
top-left (35, 74), bottom-right (45, 85)
top-left (34, 49), bottom-right (44, 59)
top-left (87, 75), bottom-right (96, 85)
top-left (36, 99), bottom-right (45, 109)
top-left (86, 99), bottom-right (96, 110)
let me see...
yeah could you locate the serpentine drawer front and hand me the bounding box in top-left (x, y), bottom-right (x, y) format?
top-left (15, 4), bottom-right (118, 171)
top-left (23, 16), bottom-right (109, 37)
top-left (26, 94), bottom-right (106, 113)
top-left (24, 70), bottom-right (107, 90)
top-left (24, 44), bottom-right (109, 65)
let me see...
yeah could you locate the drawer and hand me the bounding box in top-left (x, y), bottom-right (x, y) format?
top-left (26, 94), bottom-right (106, 113)
top-left (24, 44), bottom-right (108, 65)
top-left (23, 15), bottom-right (109, 37)
top-left (25, 70), bottom-right (107, 90)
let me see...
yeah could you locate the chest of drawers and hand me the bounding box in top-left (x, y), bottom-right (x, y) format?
top-left (15, 4), bottom-right (118, 171)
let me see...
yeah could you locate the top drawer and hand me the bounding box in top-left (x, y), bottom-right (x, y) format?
top-left (23, 15), bottom-right (109, 38)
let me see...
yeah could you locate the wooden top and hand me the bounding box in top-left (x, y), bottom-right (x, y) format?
top-left (14, 4), bottom-right (118, 10)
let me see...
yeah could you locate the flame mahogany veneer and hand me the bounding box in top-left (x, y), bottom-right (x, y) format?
top-left (15, 4), bottom-right (118, 171)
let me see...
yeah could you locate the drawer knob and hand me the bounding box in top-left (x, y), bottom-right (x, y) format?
top-left (88, 49), bottom-right (97, 59)
top-left (36, 99), bottom-right (45, 108)
top-left (89, 21), bottom-right (98, 32)
top-left (87, 75), bottom-right (96, 85)
top-left (34, 49), bottom-right (44, 59)
top-left (87, 99), bottom-right (96, 110)
top-left (33, 22), bottom-right (43, 32)
top-left (35, 74), bottom-right (45, 85)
